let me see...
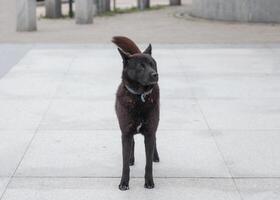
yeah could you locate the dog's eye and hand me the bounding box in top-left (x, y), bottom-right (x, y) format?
top-left (140, 64), bottom-right (145, 69)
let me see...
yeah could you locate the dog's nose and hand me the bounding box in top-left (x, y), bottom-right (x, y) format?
top-left (151, 72), bottom-right (158, 79)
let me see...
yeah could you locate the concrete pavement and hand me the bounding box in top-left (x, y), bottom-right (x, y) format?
top-left (0, 45), bottom-right (280, 200)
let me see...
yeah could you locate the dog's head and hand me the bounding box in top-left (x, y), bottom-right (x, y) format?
top-left (118, 45), bottom-right (158, 87)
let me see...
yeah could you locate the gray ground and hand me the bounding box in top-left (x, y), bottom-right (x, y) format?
top-left (0, 44), bottom-right (280, 200)
top-left (1, 1), bottom-right (280, 199)
top-left (1, 0), bottom-right (280, 43)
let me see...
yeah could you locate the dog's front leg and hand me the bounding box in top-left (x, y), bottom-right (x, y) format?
top-left (129, 137), bottom-right (135, 166)
top-left (119, 134), bottom-right (133, 191)
top-left (153, 139), bottom-right (160, 162)
top-left (144, 134), bottom-right (155, 189)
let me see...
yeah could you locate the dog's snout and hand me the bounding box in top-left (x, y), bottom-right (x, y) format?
top-left (151, 72), bottom-right (158, 79)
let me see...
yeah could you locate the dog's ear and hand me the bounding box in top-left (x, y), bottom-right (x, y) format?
top-left (117, 48), bottom-right (131, 62)
top-left (143, 44), bottom-right (152, 55)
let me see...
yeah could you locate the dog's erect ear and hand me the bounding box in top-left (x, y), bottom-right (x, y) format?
top-left (117, 48), bottom-right (131, 62)
top-left (143, 44), bottom-right (152, 55)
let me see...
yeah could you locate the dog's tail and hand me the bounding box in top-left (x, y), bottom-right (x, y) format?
top-left (112, 36), bottom-right (141, 55)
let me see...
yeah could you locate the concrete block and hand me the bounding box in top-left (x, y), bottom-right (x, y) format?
top-left (45, 0), bottom-right (62, 18)
top-left (170, 0), bottom-right (181, 6)
top-left (75, 0), bottom-right (94, 24)
top-left (95, 0), bottom-right (110, 14)
top-left (16, 0), bottom-right (37, 32)
top-left (138, 0), bottom-right (150, 10)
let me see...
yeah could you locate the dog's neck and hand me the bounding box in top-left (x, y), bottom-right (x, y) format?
top-left (123, 81), bottom-right (154, 103)
top-left (124, 84), bottom-right (153, 103)
top-left (123, 78), bottom-right (153, 92)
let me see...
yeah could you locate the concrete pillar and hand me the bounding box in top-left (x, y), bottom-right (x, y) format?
top-left (170, 0), bottom-right (181, 6)
top-left (16, 0), bottom-right (37, 32)
top-left (75, 0), bottom-right (94, 24)
top-left (95, 0), bottom-right (110, 14)
top-left (138, 0), bottom-right (150, 10)
top-left (45, 0), bottom-right (61, 18)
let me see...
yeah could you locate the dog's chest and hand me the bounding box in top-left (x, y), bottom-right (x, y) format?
top-left (126, 98), bottom-right (154, 118)
top-left (136, 122), bottom-right (142, 133)
top-left (124, 96), bottom-right (154, 132)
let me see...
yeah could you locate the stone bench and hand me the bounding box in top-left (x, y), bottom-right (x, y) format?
top-left (191, 0), bottom-right (280, 23)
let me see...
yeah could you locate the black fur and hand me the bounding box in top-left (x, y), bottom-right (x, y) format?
top-left (112, 36), bottom-right (160, 190)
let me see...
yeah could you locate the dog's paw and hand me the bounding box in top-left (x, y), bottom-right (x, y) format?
top-left (144, 180), bottom-right (155, 189)
top-left (119, 183), bottom-right (129, 191)
top-left (153, 157), bottom-right (160, 162)
top-left (129, 159), bottom-right (135, 166)
top-left (129, 161), bottom-right (135, 166)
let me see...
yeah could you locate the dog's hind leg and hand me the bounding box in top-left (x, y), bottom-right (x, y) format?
top-left (153, 139), bottom-right (160, 162)
top-left (119, 134), bottom-right (133, 191)
top-left (129, 137), bottom-right (135, 166)
top-left (144, 134), bottom-right (155, 189)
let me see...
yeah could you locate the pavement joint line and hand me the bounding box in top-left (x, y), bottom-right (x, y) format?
top-left (0, 178), bottom-right (10, 200)
top-left (9, 43), bottom-right (280, 49)
top-left (33, 129), bottom-right (212, 132)
top-left (5, 176), bottom-right (280, 179)
top-left (3, 97), bottom-right (280, 101)
top-left (0, 54), bottom-right (78, 200)
top-left (195, 98), bottom-right (245, 200)
top-left (176, 53), bottom-right (245, 200)
top-left (0, 131), bottom-right (37, 200)
top-left (36, 55), bottom-right (78, 132)
top-left (192, 95), bottom-right (247, 200)
top-left (189, 84), bottom-right (245, 200)
top-left (1, 128), bottom-right (280, 132)
top-left (9, 176), bottom-right (280, 179)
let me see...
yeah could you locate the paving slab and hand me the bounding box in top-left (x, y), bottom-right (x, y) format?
top-left (187, 75), bottom-right (280, 99)
top-left (17, 49), bottom-right (76, 67)
top-left (0, 69), bottom-right (62, 100)
top-left (39, 99), bottom-right (207, 130)
top-left (213, 130), bottom-right (280, 177)
top-left (54, 73), bottom-right (120, 101)
top-left (0, 49), bottom-right (75, 100)
top-left (176, 49), bottom-right (280, 75)
top-left (0, 44), bottom-right (32, 78)
top-left (67, 48), bottom-right (183, 76)
top-left (0, 45), bottom-right (280, 199)
top-left (35, 48), bottom-right (205, 131)
top-left (198, 99), bottom-right (280, 130)
top-left (53, 73), bottom-right (192, 100)
top-left (38, 99), bottom-right (119, 130)
top-left (54, 74), bottom-right (191, 100)
top-left (0, 131), bottom-right (34, 176)
top-left (235, 178), bottom-right (280, 200)
top-left (15, 131), bottom-right (230, 178)
top-left (2, 178), bottom-right (241, 200)
top-left (0, 178), bottom-right (9, 198)
top-left (0, 99), bottom-right (50, 131)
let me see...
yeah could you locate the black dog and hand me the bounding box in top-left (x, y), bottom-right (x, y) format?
top-left (112, 36), bottom-right (160, 190)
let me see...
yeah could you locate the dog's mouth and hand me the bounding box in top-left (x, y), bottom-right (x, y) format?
top-left (141, 80), bottom-right (158, 86)
top-left (144, 76), bottom-right (159, 86)
top-left (148, 81), bottom-right (158, 85)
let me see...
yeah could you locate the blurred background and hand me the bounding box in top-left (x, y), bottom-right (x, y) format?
top-left (1, 0), bottom-right (279, 43)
